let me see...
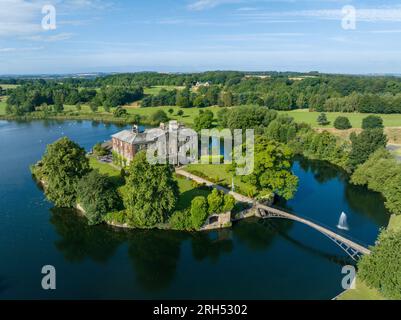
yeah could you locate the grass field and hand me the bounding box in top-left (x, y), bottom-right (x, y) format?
top-left (337, 279), bottom-right (384, 300)
top-left (0, 84), bottom-right (19, 89)
top-left (175, 175), bottom-right (211, 210)
top-left (185, 163), bottom-right (256, 196)
top-left (278, 110), bottom-right (401, 128)
top-left (144, 85), bottom-right (184, 95)
top-left (125, 105), bottom-right (221, 125)
top-left (0, 99), bottom-right (6, 115)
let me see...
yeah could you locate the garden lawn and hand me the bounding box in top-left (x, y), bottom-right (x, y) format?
top-left (175, 174), bottom-right (211, 211)
top-left (337, 279), bottom-right (385, 300)
top-left (0, 99), bottom-right (6, 115)
top-left (185, 163), bottom-right (256, 197)
top-left (278, 110), bottom-right (401, 128)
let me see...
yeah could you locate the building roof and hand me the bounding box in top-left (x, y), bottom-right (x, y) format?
top-left (112, 129), bottom-right (165, 145)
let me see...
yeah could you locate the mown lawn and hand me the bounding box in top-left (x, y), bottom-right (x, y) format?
top-left (185, 163), bottom-right (256, 196)
top-left (278, 110), bottom-right (401, 128)
top-left (0, 84), bottom-right (19, 89)
top-left (124, 105), bottom-right (221, 125)
top-left (337, 279), bottom-right (385, 300)
top-left (175, 175), bottom-right (211, 210)
top-left (89, 157), bottom-right (120, 177)
top-left (144, 85), bottom-right (184, 95)
top-left (0, 99), bottom-right (6, 115)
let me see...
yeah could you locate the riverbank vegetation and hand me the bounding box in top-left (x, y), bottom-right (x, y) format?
top-left (31, 137), bottom-right (237, 231)
top-left (358, 228), bottom-right (401, 299)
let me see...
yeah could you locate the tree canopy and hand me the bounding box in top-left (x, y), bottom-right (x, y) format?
top-left (242, 136), bottom-right (299, 201)
top-left (124, 151), bottom-right (179, 227)
top-left (39, 137), bottom-right (90, 207)
top-left (76, 170), bottom-right (122, 225)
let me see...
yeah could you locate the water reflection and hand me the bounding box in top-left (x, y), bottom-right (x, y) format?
top-left (344, 183), bottom-right (389, 226)
top-left (50, 208), bottom-right (125, 263)
top-left (297, 157), bottom-right (348, 184)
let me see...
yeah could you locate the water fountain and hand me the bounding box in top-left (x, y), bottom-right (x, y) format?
top-left (337, 212), bottom-right (350, 231)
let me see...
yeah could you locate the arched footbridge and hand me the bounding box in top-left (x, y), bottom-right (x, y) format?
top-left (256, 204), bottom-right (371, 261)
top-left (176, 168), bottom-right (371, 261)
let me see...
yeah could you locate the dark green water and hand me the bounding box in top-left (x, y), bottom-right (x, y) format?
top-left (0, 120), bottom-right (390, 300)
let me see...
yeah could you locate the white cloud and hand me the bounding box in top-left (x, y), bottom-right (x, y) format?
top-left (237, 6), bottom-right (401, 22)
top-left (23, 32), bottom-right (74, 42)
top-left (0, 0), bottom-right (110, 37)
top-left (188, 0), bottom-right (243, 11)
top-left (0, 0), bottom-right (44, 36)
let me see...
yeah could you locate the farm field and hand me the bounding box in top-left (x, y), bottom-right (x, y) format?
top-left (0, 98), bottom-right (7, 115)
top-left (0, 84), bottom-right (19, 89)
top-left (124, 105), bottom-right (221, 125)
top-left (144, 85), bottom-right (184, 95)
top-left (278, 110), bottom-right (401, 128)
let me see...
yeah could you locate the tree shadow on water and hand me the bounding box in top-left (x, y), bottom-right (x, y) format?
top-left (50, 208), bottom-right (125, 264)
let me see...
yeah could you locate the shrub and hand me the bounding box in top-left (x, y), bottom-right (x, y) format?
top-left (317, 113), bottom-right (330, 126)
top-left (362, 115), bottom-right (384, 130)
top-left (93, 142), bottom-right (108, 156)
top-left (207, 189), bottom-right (224, 214)
top-left (169, 209), bottom-right (192, 230)
top-left (104, 210), bottom-right (127, 224)
top-left (151, 110), bottom-right (169, 125)
top-left (334, 116), bottom-right (352, 130)
top-left (358, 230), bottom-right (401, 299)
top-left (113, 107), bottom-right (128, 117)
top-left (190, 196), bottom-right (209, 229)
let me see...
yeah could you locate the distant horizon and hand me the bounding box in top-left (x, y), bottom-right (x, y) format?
top-left (2, 1), bottom-right (401, 75)
top-left (1, 68), bottom-right (401, 78)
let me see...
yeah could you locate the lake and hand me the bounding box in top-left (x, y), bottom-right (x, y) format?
top-left (0, 120), bottom-right (390, 299)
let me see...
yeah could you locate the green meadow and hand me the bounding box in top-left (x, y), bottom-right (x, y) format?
top-left (278, 110), bottom-right (401, 128)
top-left (143, 85), bottom-right (185, 95)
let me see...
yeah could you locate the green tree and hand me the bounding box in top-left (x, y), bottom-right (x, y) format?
top-left (151, 110), bottom-right (169, 125)
top-left (194, 109), bottom-right (214, 131)
top-left (113, 106), bottom-right (128, 117)
top-left (317, 113), bottom-right (330, 126)
top-left (358, 229), bottom-right (401, 299)
top-left (76, 170), bottom-right (122, 225)
top-left (362, 115), bottom-right (384, 130)
top-left (207, 189), bottom-right (224, 214)
top-left (177, 110), bottom-right (184, 116)
top-left (334, 116), bottom-right (352, 130)
top-left (132, 114), bottom-right (141, 125)
top-left (222, 194), bottom-right (235, 212)
top-left (168, 108), bottom-right (174, 114)
top-left (190, 196), bottom-right (209, 229)
top-left (176, 87), bottom-right (192, 108)
top-left (241, 137), bottom-right (298, 200)
top-left (89, 101), bottom-right (99, 113)
top-left (349, 129), bottom-right (388, 168)
top-left (39, 137), bottom-right (90, 207)
top-left (124, 151), bottom-right (179, 227)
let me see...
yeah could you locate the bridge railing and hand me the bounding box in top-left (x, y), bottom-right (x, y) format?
top-left (263, 204), bottom-right (372, 250)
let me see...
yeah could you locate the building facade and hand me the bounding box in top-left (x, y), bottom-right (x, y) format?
top-left (111, 121), bottom-right (188, 164)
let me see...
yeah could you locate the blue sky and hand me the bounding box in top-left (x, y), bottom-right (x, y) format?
top-left (1, 0), bottom-right (401, 74)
